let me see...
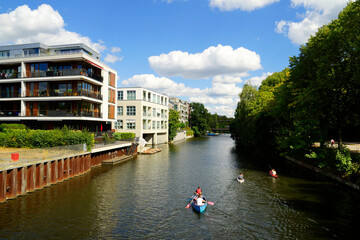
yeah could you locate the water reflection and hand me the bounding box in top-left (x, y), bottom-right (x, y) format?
top-left (0, 135), bottom-right (359, 239)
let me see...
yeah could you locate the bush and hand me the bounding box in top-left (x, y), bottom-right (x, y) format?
top-left (113, 132), bottom-right (122, 140)
top-left (120, 132), bottom-right (135, 140)
top-left (186, 130), bottom-right (194, 136)
top-left (0, 126), bottom-right (94, 150)
top-left (0, 123), bottom-right (26, 132)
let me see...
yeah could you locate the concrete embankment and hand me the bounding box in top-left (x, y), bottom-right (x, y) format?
top-left (0, 142), bottom-right (137, 203)
top-left (285, 155), bottom-right (360, 191)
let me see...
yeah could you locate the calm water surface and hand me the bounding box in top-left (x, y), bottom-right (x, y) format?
top-left (0, 135), bottom-right (359, 239)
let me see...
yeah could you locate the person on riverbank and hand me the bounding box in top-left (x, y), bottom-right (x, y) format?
top-left (194, 187), bottom-right (202, 196)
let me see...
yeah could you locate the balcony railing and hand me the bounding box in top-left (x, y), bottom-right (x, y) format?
top-left (27, 68), bottom-right (103, 82)
top-left (31, 110), bottom-right (102, 118)
top-left (0, 91), bottom-right (21, 98)
top-left (26, 90), bottom-right (102, 100)
top-left (0, 72), bottom-right (21, 79)
top-left (0, 110), bottom-right (21, 117)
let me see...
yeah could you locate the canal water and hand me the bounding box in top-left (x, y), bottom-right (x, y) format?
top-left (0, 135), bottom-right (359, 239)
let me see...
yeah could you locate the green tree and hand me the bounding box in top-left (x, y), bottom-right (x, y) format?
top-left (189, 102), bottom-right (211, 136)
top-left (168, 109), bottom-right (180, 140)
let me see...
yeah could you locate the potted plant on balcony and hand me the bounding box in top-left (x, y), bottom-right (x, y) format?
top-left (54, 89), bottom-right (59, 96)
top-left (73, 111), bottom-right (78, 116)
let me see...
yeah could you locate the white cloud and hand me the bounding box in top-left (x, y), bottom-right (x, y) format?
top-left (111, 47), bottom-right (122, 53)
top-left (209, 0), bottom-right (280, 11)
top-left (275, 0), bottom-right (352, 45)
top-left (121, 73), bottom-right (244, 117)
top-left (149, 44), bottom-right (262, 79)
top-left (104, 54), bottom-right (123, 63)
top-left (206, 105), bottom-right (236, 117)
top-left (245, 72), bottom-right (273, 86)
top-left (212, 74), bottom-right (246, 84)
top-left (0, 4), bottom-right (106, 52)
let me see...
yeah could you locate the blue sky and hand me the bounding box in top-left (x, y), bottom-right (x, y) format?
top-left (0, 0), bottom-right (352, 116)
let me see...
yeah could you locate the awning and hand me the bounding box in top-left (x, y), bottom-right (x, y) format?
top-left (86, 59), bottom-right (103, 70)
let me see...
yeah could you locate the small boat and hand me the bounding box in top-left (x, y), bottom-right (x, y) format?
top-left (237, 177), bottom-right (244, 183)
top-left (191, 196), bottom-right (207, 213)
top-left (269, 171), bottom-right (278, 178)
top-left (207, 133), bottom-right (219, 136)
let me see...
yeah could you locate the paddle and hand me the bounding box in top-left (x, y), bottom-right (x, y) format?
top-left (207, 201), bottom-right (214, 205)
top-left (186, 196), bottom-right (195, 208)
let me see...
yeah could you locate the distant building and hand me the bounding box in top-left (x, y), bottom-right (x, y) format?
top-left (114, 87), bottom-right (169, 145)
top-left (169, 97), bottom-right (190, 124)
top-left (0, 43), bottom-right (117, 132)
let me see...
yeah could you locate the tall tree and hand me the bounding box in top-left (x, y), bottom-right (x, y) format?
top-left (168, 109), bottom-right (180, 141)
top-left (189, 102), bottom-right (211, 136)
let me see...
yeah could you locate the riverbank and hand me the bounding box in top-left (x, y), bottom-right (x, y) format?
top-left (285, 155), bottom-right (360, 190)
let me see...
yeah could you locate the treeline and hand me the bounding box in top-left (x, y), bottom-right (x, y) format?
top-left (230, 1), bottom-right (360, 180)
top-left (190, 102), bottom-right (233, 136)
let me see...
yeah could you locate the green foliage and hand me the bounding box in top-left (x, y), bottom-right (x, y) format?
top-left (102, 132), bottom-right (110, 143)
top-left (0, 126), bottom-right (94, 150)
top-left (113, 132), bottom-right (122, 140)
top-left (186, 130), bottom-right (194, 136)
top-left (178, 122), bottom-right (186, 129)
top-left (169, 109), bottom-right (180, 140)
top-left (0, 123), bottom-right (26, 132)
top-left (190, 102), bottom-right (211, 136)
top-left (120, 132), bottom-right (135, 140)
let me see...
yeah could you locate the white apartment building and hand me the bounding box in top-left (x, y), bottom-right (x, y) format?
top-left (0, 43), bottom-right (117, 132)
top-left (169, 97), bottom-right (190, 124)
top-left (114, 87), bottom-right (169, 145)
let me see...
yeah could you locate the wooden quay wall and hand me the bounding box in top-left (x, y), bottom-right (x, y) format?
top-left (0, 143), bottom-right (137, 203)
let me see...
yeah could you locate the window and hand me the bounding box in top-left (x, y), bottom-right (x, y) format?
top-left (114, 120), bottom-right (123, 129)
top-left (152, 94), bottom-right (156, 103)
top-left (152, 121), bottom-right (156, 129)
top-left (127, 106), bottom-right (136, 116)
top-left (117, 91), bottom-right (123, 100)
top-left (127, 90), bottom-right (136, 100)
top-left (157, 121), bottom-right (160, 129)
top-left (126, 119), bottom-right (136, 129)
top-left (157, 95), bottom-right (160, 104)
top-left (117, 106), bottom-right (123, 116)
top-left (153, 108), bottom-right (156, 117)
top-left (143, 91), bottom-right (147, 101)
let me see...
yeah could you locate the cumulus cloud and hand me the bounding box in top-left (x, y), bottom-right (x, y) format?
top-left (212, 74), bottom-right (246, 84)
top-left (209, 0), bottom-right (280, 11)
top-left (111, 47), bottom-right (122, 53)
top-left (149, 44), bottom-right (262, 79)
top-left (104, 54), bottom-right (123, 63)
top-left (0, 4), bottom-right (106, 52)
top-left (121, 73), bottom-right (243, 117)
top-left (206, 105), bottom-right (236, 117)
top-left (245, 72), bottom-right (273, 86)
top-left (275, 0), bottom-right (352, 45)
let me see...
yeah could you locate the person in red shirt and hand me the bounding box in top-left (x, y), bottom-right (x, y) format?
top-left (194, 187), bottom-right (202, 196)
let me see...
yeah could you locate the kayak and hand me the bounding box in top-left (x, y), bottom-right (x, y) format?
top-left (237, 178), bottom-right (244, 183)
top-left (269, 171), bottom-right (278, 178)
top-left (191, 196), bottom-right (207, 213)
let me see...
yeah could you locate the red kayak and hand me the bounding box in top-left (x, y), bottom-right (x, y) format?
top-left (269, 171), bottom-right (278, 178)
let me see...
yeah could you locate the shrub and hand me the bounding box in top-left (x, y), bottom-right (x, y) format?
top-left (120, 132), bottom-right (135, 140)
top-left (0, 123), bottom-right (26, 132)
top-left (113, 132), bottom-right (122, 140)
top-left (186, 130), bottom-right (194, 136)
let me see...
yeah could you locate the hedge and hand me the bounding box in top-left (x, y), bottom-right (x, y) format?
top-left (113, 132), bottom-right (135, 141)
top-left (0, 127), bottom-right (94, 150)
top-left (0, 123), bottom-right (26, 132)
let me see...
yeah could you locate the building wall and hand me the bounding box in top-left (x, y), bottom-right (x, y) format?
top-left (114, 87), bottom-right (169, 144)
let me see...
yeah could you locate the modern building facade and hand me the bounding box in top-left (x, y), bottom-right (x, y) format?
top-left (169, 97), bottom-right (190, 124)
top-left (0, 43), bottom-right (117, 132)
top-left (114, 87), bottom-right (169, 145)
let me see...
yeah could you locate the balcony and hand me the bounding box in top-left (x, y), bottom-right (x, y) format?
top-left (27, 68), bottom-right (103, 82)
top-left (26, 89), bottom-right (102, 100)
top-left (0, 91), bottom-right (21, 98)
top-left (0, 72), bottom-right (21, 79)
top-left (30, 110), bottom-right (102, 118)
top-left (0, 110), bottom-right (21, 117)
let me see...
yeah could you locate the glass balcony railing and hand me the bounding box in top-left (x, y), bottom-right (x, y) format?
top-left (29, 110), bottom-right (102, 118)
top-left (0, 72), bottom-right (21, 79)
top-left (0, 110), bottom-right (21, 117)
top-left (26, 89), bottom-right (102, 100)
top-left (27, 68), bottom-right (103, 82)
top-left (0, 91), bottom-right (21, 98)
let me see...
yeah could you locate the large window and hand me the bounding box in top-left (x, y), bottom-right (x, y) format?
top-left (117, 106), bottom-right (123, 116)
top-left (114, 120), bottom-right (123, 129)
top-left (127, 90), bottom-right (136, 100)
top-left (126, 106), bottom-right (136, 116)
top-left (153, 108), bottom-right (156, 117)
top-left (126, 119), bottom-right (136, 129)
top-left (118, 91), bottom-right (123, 100)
